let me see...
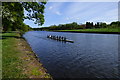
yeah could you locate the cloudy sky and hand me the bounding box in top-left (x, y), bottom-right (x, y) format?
top-left (24, 2), bottom-right (118, 28)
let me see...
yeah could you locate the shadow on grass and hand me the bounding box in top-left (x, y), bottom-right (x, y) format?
top-left (2, 31), bottom-right (20, 34)
top-left (0, 37), bottom-right (6, 39)
top-left (1, 35), bottom-right (23, 40)
top-left (0, 31), bottom-right (23, 40)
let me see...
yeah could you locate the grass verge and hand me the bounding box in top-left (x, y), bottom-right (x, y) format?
top-left (2, 32), bottom-right (26, 78)
top-left (2, 32), bottom-right (52, 79)
top-left (0, 33), bottom-right (2, 79)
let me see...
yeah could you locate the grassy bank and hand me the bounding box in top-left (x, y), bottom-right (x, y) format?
top-left (56, 28), bottom-right (120, 33)
top-left (0, 33), bottom-right (2, 79)
top-left (2, 32), bottom-right (52, 79)
top-left (2, 32), bottom-right (26, 78)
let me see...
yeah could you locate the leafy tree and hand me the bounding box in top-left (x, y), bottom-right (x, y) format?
top-left (86, 22), bottom-right (93, 29)
top-left (2, 2), bottom-right (24, 31)
top-left (94, 22), bottom-right (100, 28)
top-left (110, 21), bottom-right (120, 28)
top-left (99, 23), bottom-right (107, 28)
top-left (2, 2), bottom-right (46, 32)
top-left (22, 2), bottom-right (46, 26)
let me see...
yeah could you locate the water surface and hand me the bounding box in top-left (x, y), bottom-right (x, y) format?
top-left (23, 31), bottom-right (119, 78)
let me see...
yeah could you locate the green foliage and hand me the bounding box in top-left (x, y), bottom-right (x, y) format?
top-left (2, 2), bottom-right (46, 32)
top-left (45, 22), bottom-right (81, 30)
top-left (110, 21), bottom-right (120, 28)
top-left (40, 21), bottom-right (120, 32)
top-left (17, 23), bottom-right (32, 32)
top-left (82, 22), bottom-right (105, 29)
top-left (2, 2), bottom-right (24, 32)
top-left (99, 23), bottom-right (107, 28)
top-left (22, 2), bottom-right (46, 26)
top-left (86, 22), bottom-right (93, 29)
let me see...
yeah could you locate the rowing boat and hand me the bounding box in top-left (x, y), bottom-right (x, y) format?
top-left (47, 35), bottom-right (74, 43)
top-left (65, 39), bottom-right (74, 43)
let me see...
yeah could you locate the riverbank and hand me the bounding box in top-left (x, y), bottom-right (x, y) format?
top-left (54, 28), bottom-right (120, 34)
top-left (2, 32), bottom-right (52, 79)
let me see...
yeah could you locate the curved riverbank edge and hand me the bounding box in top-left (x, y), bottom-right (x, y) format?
top-left (52, 31), bottom-right (120, 34)
top-left (19, 33), bottom-right (53, 79)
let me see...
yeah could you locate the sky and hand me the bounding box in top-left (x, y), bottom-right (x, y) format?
top-left (24, 1), bottom-right (118, 28)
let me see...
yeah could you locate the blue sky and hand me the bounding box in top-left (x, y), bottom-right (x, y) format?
top-left (24, 2), bottom-right (118, 28)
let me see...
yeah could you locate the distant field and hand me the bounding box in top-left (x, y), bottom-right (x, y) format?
top-left (57, 28), bottom-right (120, 33)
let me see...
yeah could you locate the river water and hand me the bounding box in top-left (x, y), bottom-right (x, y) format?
top-left (23, 31), bottom-right (120, 78)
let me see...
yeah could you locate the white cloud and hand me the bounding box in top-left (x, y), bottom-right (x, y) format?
top-left (64, 2), bottom-right (118, 23)
top-left (46, 2), bottom-right (64, 15)
top-left (66, 17), bottom-right (80, 20)
top-left (66, 17), bottom-right (70, 20)
top-left (76, 18), bottom-right (80, 20)
top-left (56, 11), bottom-right (62, 15)
top-left (48, 0), bottom-right (119, 2)
top-left (66, 17), bottom-right (74, 20)
top-left (48, 6), bottom-right (53, 10)
top-left (64, 2), bottom-right (98, 17)
top-left (44, 2), bottom-right (118, 27)
top-left (88, 8), bottom-right (118, 23)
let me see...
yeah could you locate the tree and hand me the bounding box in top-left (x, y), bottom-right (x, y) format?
top-left (94, 22), bottom-right (100, 28)
top-left (99, 23), bottom-right (107, 28)
top-left (110, 21), bottom-right (120, 28)
top-left (91, 22), bottom-right (93, 28)
top-left (2, 2), bottom-right (24, 31)
top-left (86, 22), bottom-right (93, 29)
top-left (22, 2), bottom-right (46, 26)
top-left (2, 2), bottom-right (46, 31)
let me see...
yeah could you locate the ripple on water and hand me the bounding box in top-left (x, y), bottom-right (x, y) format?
top-left (23, 31), bottom-right (119, 78)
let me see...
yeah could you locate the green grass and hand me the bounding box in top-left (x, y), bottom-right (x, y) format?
top-left (57, 28), bottom-right (120, 32)
top-left (1, 32), bottom-right (52, 79)
top-left (31, 67), bottom-right (42, 76)
top-left (2, 32), bottom-right (26, 78)
top-left (0, 33), bottom-right (2, 79)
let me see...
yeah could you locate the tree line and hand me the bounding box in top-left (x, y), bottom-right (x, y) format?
top-left (37, 21), bottom-right (120, 31)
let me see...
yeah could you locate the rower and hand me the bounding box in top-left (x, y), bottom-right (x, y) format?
top-left (53, 36), bottom-right (55, 40)
top-left (47, 35), bottom-right (49, 38)
top-left (63, 37), bottom-right (66, 41)
top-left (50, 35), bottom-right (53, 39)
top-left (59, 36), bottom-right (61, 40)
top-left (56, 36), bottom-right (58, 40)
top-left (61, 36), bottom-right (64, 41)
top-left (49, 35), bottom-right (51, 38)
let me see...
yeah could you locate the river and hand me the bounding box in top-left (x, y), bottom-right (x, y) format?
top-left (23, 31), bottom-right (120, 78)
